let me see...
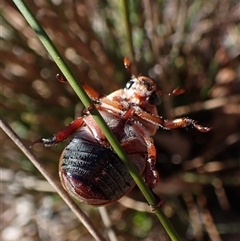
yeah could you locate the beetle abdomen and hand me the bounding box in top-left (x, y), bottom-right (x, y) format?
top-left (59, 138), bottom-right (137, 206)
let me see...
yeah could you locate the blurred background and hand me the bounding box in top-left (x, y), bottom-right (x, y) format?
top-left (1, 0), bottom-right (240, 240)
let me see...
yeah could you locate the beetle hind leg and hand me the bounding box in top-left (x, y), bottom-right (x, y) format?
top-left (132, 123), bottom-right (159, 188)
top-left (145, 148), bottom-right (159, 188)
top-left (143, 140), bottom-right (164, 210)
top-left (149, 189), bottom-right (164, 211)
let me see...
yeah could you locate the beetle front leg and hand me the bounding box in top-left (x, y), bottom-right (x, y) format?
top-left (135, 110), bottom-right (211, 132)
top-left (56, 74), bottom-right (125, 112)
top-left (56, 74), bottom-right (104, 102)
top-left (162, 118), bottom-right (212, 132)
top-left (32, 117), bottom-right (84, 147)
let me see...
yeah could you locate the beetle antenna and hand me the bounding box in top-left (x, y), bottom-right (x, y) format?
top-left (124, 57), bottom-right (136, 78)
top-left (157, 87), bottom-right (185, 96)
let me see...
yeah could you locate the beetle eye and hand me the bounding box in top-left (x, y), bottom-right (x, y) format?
top-left (125, 80), bottom-right (134, 89)
top-left (149, 92), bottom-right (160, 105)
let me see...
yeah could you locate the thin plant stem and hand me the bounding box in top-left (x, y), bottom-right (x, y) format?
top-left (98, 207), bottom-right (118, 241)
top-left (12, 1), bottom-right (182, 240)
top-left (0, 118), bottom-right (107, 241)
top-left (121, 0), bottom-right (135, 61)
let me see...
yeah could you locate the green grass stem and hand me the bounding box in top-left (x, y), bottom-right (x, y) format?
top-left (12, 1), bottom-right (181, 240)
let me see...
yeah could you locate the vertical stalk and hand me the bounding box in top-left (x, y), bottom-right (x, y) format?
top-left (12, 1), bottom-right (181, 240)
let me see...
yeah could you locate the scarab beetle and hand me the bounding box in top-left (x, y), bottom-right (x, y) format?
top-left (33, 58), bottom-right (211, 206)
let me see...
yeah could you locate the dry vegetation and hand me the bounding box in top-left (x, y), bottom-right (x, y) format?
top-left (1, 0), bottom-right (240, 241)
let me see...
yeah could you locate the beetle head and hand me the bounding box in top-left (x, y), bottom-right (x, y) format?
top-left (123, 58), bottom-right (184, 109)
top-left (123, 75), bottom-right (161, 108)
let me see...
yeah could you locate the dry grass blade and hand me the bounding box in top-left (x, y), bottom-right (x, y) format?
top-left (0, 118), bottom-right (107, 241)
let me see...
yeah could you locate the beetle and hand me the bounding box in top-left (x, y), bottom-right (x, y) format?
top-left (33, 58), bottom-right (211, 206)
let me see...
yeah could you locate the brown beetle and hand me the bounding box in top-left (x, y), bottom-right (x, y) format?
top-left (33, 58), bottom-right (211, 206)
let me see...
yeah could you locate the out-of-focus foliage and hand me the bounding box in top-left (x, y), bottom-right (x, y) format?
top-left (1, 0), bottom-right (240, 241)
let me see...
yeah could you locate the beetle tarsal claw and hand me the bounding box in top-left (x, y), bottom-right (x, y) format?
top-left (148, 190), bottom-right (164, 212)
top-left (30, 138), bottom-right (44, 148)
top-left (149, 200), bottom-right (164, 212)
top-left (42, 136), bottom-right (58, 147)
top-left (31, 136), bottom-right (57, 148)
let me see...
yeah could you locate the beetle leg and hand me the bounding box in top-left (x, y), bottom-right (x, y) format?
top-left (56, 74), bottom-right (125, 112)
top-left (134, 109), bottom-right (211, 132)
top-left (116, 109), bottom-right (159, 186)
top-left (32, 117), bottom-right (84, 147)
top-left (110, 108), bottom-right (159, 187)
top-left (132, 123), bottom-right (164, 209)
top-left (81, 83), bottom-right (105, 102)
top-left (161, 118), bottom-right (212, 132)
top-left (144, 140), bottom-right (159, 188)
top-left (130, 123), bottom-right (159, 188)
top-left (96, 98), bottom-right (125, 116)
top-left (149, 190), bottom-right (164, 211)
top-left (56, 74), bottom-right (104, 102)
